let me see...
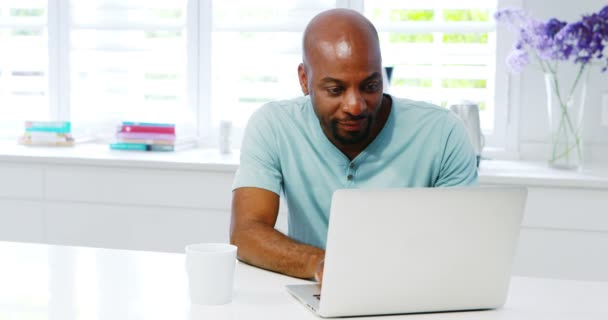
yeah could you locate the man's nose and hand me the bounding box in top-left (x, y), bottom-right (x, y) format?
top-left (342, 90), bottom-right (367, 116)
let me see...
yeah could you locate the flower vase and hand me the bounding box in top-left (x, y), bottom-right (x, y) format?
top-left (544, 68), bottom-right (589, 170)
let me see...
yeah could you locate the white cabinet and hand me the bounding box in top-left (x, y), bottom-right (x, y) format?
top-left (478, 185), bottom-right (608, 281)
top-left (522, 188), bottom-right (608, 232)
top-left (0, 161), bottom-right (237, 252)
top-left (0, 200), bottom-right (44, 243)
top-left (0, 155), bottom-right (607, 281)
top-left (45, 166), bottom-right (233, 210)
top-left (44, 202), bottom-right (230, 252)
top-left (515, 228), bottom-right (608, 281)
top-left (0, 164), bottom-right (43, 199)
top-left (513, 188), bottom-right (608, 281)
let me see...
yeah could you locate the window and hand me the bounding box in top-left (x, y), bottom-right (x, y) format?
top-left (0, 0), bottom-right (49, 139)
top-left (363, 0), bottom-right (501, 146)
top-left (0, 0), bottom-right (510, 151)
top-left (69, 0), bottom-right (194, 138)
top-left (210, 0), bottom-right (334, 143)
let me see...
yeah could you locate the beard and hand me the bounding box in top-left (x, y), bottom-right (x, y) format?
top-left (330, 114), bottom-right (373, 145)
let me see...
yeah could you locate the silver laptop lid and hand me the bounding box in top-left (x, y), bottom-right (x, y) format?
top-left (318, 187), bottom-right (527, 317)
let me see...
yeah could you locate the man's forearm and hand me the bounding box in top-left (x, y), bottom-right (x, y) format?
top-left (230, 221), bottom-right (325, 279)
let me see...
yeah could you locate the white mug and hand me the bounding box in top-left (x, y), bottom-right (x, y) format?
top-left (185, 243), bottom-right (237, 305)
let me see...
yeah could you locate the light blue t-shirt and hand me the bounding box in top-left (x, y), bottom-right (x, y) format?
top-left (233, 95), bottom-right (478, 249)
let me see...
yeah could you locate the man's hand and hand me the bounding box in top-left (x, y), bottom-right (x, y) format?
top-left (314, 259), bottom-right (325, 284)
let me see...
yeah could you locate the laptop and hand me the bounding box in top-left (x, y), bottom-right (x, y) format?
top-left (287, 187), bottom-right (527, 318)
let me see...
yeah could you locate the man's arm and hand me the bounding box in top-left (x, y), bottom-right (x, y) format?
top-left (230, 187), bottom-right (325, 279)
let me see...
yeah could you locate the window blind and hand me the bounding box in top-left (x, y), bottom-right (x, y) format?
top-left (0, 0), bottom-right (49, 138)
top-left (210, 0), bottom-right (334, 127)
top-left (69, 0), bottom-right (193, 137)
top-left (364, 0), bottom-right (498, 133)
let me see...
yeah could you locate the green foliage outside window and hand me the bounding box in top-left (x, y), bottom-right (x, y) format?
top-left (442, 79), bottom-right (486, 88)
top-left (443, 10), bottom-right (489, 22)
top-left (11, 29), bottom-right (42, 36)
top-left (393, 78), bottom-right (433, 87)
top-left (372, 8), bottom-right (435, 22)
top-left (443, 33), bottom-right (488, 44)
top-left (389, 33), bottom-right (433, 43)
top-left (153, 9), bottom-right (182, 19)
top-left (389, 9), bottom-right (434, 22)
top-left (10, 8), bottom-right (44, 17)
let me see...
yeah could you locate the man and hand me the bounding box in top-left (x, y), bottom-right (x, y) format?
top-left (230, 9), bottom-right (478, 282)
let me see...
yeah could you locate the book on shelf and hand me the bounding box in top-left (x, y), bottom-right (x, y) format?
top-left (115, 138), bottom-right (175, 145)
top-left (109, 137), bottom-right (198, 152)
top-left (110, 143), bottom-right (175, 152)
top-left (115, 132), bottom-right (176, 141)
top-left (19, 132), bottom-right (75, 146)
top-left (121, 121), bottom-right (175, 128)
top-left (120, 125), bottom-right (175, 134)
top-left (25, 121), bottom-right (71, 133)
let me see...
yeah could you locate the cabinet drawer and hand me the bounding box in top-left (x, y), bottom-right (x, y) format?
top-left (514, 227), bottom-right (608, 281)
top-left (0, 199), bottom-right (44, 242)
top-left (45, 166), bottom-right (234, 210)
top-left (0, 163), bottom-right (43, 199)
top-left (45, 202), bottom-right (230, 252)
top-left (523, 188), bottom-right (608, 232)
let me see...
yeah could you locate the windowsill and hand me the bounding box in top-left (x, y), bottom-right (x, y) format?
top-left (478, 160), bottom-right (608, 189)
top-left (1, 141), bottom-right (607, 189)
top-left (0, 141), bottom-right (240, 172)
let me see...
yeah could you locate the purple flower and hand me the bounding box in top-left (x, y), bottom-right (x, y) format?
top-left (545, 18), bottom-right (567, 38)
top-left (600, 5), bottom-right (608, 20)
top-left (496, 5), bottom-right (608, 73)
top-left (494, 8), bottom-right (530, 28)
top-left (506, 49), bottom-right (530, 73)
top-left (554, 11), bottom-right (608, 65)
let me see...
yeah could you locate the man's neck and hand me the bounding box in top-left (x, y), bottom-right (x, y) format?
top-left (336, 94), bottom-right (392, 160)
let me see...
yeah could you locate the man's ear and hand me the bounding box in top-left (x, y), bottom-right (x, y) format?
top-left (297, 63), bottom-right (309, 96)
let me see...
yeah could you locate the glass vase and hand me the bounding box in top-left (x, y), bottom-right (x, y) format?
top-left (544, 67), bottom-right (589, 170)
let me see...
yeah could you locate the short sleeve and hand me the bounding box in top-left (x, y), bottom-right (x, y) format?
top-left (232, 105), bottom-right (283, 195)
top-left (434, 113), bottom-right (479, 187)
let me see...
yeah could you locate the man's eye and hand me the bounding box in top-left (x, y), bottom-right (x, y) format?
top-left (365, 82), bottom-right (380, 92)
top-left (326, 87), bottom-right (343, 95)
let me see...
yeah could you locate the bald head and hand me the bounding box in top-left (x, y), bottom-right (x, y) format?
top-left (302, 9), bottom-right (381, 69)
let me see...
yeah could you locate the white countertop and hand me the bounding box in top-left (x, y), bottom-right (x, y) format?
top-left (478, 160), bottom-right (608, 189)
top-left (0, 142), bottom-right (240, 171)
top-left (1, 142), bottom-right (608, 188)
top-left (0, 241), bottom-right (607, 320)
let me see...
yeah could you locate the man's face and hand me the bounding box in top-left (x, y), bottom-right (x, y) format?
top-left (299, 38), bottom-right (384, 146)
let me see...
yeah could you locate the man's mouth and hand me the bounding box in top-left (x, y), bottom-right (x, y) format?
top-left (338, 117), bottom-right (367, 131)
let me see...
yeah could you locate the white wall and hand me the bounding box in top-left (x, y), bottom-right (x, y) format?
top-left (516, 0), bottom-right (608, 161)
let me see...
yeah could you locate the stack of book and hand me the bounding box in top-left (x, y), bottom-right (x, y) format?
top-left (19, 121), bottom-right (74, 146)
top-left (110, 122), bottom-right (177, 152)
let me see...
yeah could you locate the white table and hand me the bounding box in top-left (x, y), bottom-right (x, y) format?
top-left (0, 241), bottom-right (607, 320)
